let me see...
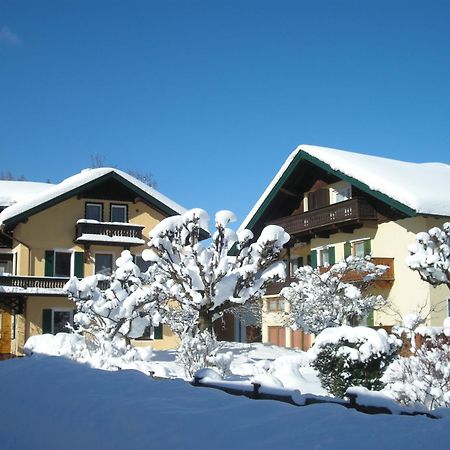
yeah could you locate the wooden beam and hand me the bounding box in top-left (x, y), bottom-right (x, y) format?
top-left (279, 188), bottom-right (298, 198)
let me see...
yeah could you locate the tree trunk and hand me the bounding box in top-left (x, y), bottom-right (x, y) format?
top-left (198, 310), bottom-right (213, 332)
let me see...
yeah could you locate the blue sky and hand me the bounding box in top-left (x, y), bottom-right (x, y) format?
top-left (1, 0), bottom-right (450, 222)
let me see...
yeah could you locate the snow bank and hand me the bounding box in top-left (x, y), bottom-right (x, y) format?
top-left (0, 356), bottom-right (449, 450)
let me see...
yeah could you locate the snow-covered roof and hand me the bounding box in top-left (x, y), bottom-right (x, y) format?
top-left (0, 180), bottom-right (54, 208)
top-left (241, 144), bottom-right (450, 230)
top-left (0, 168), bottom-right (186, 228)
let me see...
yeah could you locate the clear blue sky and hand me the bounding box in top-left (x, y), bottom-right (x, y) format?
top-left (1, 0), bottom-right (450, 222)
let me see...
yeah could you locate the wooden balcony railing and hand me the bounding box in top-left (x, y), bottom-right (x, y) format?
top-left (75, 221), bottom-right (145, 246)
top-left (269, 198), bottom-right (378, 237)
top-left (0, 276), bottom-right (109, 294)
top-left (265, 257), bottom-right (395, 296)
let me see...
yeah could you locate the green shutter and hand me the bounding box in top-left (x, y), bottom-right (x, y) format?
top-left (42, 309), bottom-right (52, 334)
top-left (72, 309), bottom-right (77, 329)
top-left (44, 251), bottom-right (54, 276)
top-left (153, 324), bottom-right (163, 340)
top-left (329, 246), bottom-right (336, 265)
top-left (367, 310), bottom-right (374, 327)
top-left (309, 250), bottom-right (317, 269)
top-left (344, 241), bottom-right (351, 259)
top-left (364, 239), bottom-right (372, 256)
top-left (74, 252), bottom-right (84, 278)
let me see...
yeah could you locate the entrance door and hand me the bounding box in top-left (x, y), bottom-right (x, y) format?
top-left (268, 326), bottom-right (286, 346)
top-left (0, 308), bottom-right (12, 354)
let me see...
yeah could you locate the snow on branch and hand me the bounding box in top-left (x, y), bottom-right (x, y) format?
top-left (406, 222), bottom-right (450, 288)
top-left (281, 256), bottom-right (389, 335)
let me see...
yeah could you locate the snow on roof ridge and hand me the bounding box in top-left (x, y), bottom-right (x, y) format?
top-left (0, 167), bottom-right (186, 226)
top-left (240, 144), bottom-right (450, 231)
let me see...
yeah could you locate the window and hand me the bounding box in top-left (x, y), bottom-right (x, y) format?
top-left (54, 251), bottom-right (72, 277)
top-left (135, 255), bottom-right (151, 273)
top-left (137, 323), bottom-right (163, 340)
top-left (95, 253), bottom-right (113, 276)
top-left (52, 309), bottom-right (73, 334)
top-left (320, 248), bottom-right (330, 267)
top-left (110, 204), bottom-right (127, 223)
top-left (335, 185), bottom-right (351, 203)
top-left (288, 256), bottom-right (303, 277)
top-left (447, 299), bottom-right (450, 317)
top-left (85, 202), bottom-right (103, 221)
top-left (307, 188), bottom-right (330, 210)
top-left (353, 241), bottom-right (365, 258)
top-left (0, 254), bottom-right (14, 275)
top-left (267, 299), bottom-right (285, 312)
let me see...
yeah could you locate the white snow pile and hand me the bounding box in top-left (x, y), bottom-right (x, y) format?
top-left (1, 356), bottom-right (450, 450)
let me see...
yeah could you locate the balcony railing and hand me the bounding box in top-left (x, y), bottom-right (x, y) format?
top-left (75, 220), bottom-right (145, 246)
top-left (0, 275), bottom-right (109, 294)
top-left (269, 198), bottom-right (378, 237)
top-left (265, 257), bottom-right (395, 296)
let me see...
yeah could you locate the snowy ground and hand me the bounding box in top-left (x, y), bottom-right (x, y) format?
top-left (1, 353), bottom-right (450, 450)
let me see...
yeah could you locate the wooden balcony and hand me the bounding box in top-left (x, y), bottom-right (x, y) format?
top-left (322, 257), bottom-right (395, 284)
top-left (0, 275), bottom-right (109, 296)
top-left (265, 257), bottom-right (395, 296)
top-left (269, 198), bottom-right (378, 238)
top-left (75, 220), bottom-right (145, 247)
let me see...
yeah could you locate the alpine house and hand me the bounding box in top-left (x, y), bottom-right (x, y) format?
top-left (240, 144), bottom-right (450, 349)
top-left (0, 168), bottom-right (185, 357)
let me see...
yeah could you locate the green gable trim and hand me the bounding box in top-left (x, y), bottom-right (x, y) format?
top-left (245, 151), bottom-right (416, 232)
top-left (2, 172), bottom-right (182, 230)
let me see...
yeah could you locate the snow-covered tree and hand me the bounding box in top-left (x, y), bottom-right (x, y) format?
top-left (65, 250), bottom-right (164, 356)
top-left (142, 208), bottom-right (290, 334)
top-left (281, 257), bottom-right (389, 335)
top-left (383, 334), bottom-right (450, 410)
top-left (407, 222), bottom-right (450, 288)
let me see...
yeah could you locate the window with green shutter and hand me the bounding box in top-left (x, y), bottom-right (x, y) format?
top-left (309, 250), bottom-right (317, 269)
top-left (364, 239), bottom-right (372, 256)
top-left (153, 324), bottom-right (163, 340)
top-left (74, 252), bottom-right (84, 278)
top-left (44, 251), bottom-right (54, 277)
top-left (344, 242), bottom-right (351, 259)
top-left (42, 309), bottom-right (52, 334)
top-left (329, 246), bottom-right (336, 265)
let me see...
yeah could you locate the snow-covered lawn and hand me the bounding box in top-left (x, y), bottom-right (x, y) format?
top-left (1, 352), bottom-right (450, 450)
top-left (2, 340), bottom-right (450, 449)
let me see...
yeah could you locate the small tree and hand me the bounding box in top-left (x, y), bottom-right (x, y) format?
top-left (143, 208), bottom-right (290, 334)
top-left (382, 335), bottom-right (450, 410)
top-left (407, 222), bottom-right (450, 288)
top-left (65, 250), bottom-right (164, 359)
top-left (282, 257), bottom-right (389, 335)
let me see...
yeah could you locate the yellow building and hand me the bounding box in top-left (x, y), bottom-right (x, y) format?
top-left (240, 145), bottom-right (450, 349)
top-left (0, 168), bottom-right (185, 357)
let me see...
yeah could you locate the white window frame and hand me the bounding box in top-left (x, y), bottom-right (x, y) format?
top-left (51, 308), bottom-right (74, 334)
top-left (312, 246), bottom-right (332, 268)
top-left (53, 250), bottom-right (74, 277)
top-left (110, 204), bottom-right (128, 223)
top-left (94, 252), bottom-right (115, 276)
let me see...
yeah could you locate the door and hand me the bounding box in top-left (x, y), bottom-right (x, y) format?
top-left (0, 307), bottom-right (12, 354)
top-left (268, 326), bottom-right (286, 346)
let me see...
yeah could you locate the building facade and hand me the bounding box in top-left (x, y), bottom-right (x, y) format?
top-left (0, 168), bottom-right (185, 357)
top-left (240, 145), bottom-right (450, 349)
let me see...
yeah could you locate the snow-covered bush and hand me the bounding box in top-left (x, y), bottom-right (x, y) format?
top-left (176, 330), bottom-right (220, 378)
top-left (407, 222), bottom-right (450, 288)
top-left (143, 208), bottom-right (290, 334)
top-left (383, 335), bottom-right (450, 410)
top-left (282, 257), bottom-right (389, 335)
top-left (310, 326), bottom-right (400, 398)
top-left (65, 250), bottom-right (164, 364)
top-left (209, 351), bottom-right (234, 377)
